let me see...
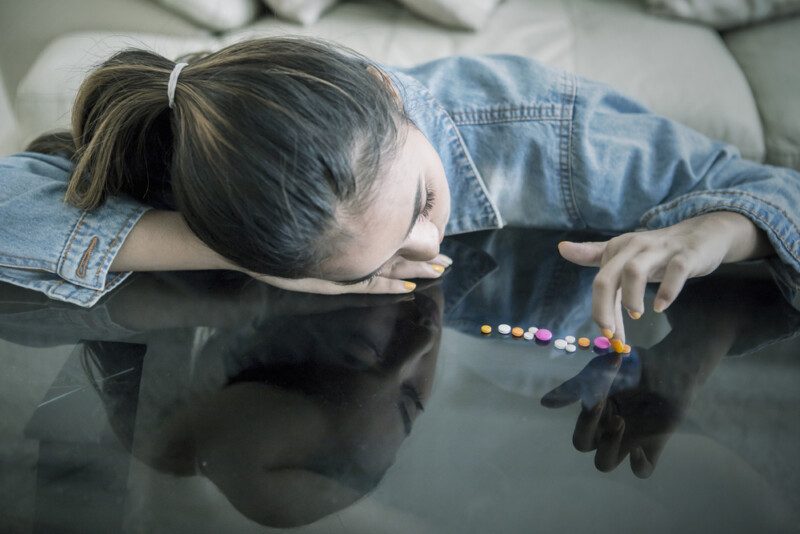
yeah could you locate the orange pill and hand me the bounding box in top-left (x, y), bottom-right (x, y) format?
top-left (511, 327), bottom-right (524, 338)
top-left (480, 324), bottom-right (492, 335)
top-left (623, 344), bottom-right (632, 354)
top-left (611, 338), bottom-right (625, 353)
top-left (577, 337), bottom-right (591, 348)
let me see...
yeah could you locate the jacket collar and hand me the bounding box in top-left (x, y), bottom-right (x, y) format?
top-left (384, 66), bottom-right (504, 236)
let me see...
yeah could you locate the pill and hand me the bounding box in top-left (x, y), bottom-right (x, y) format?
top-left (593, 336), bottom-right (611, 350)
top-left (480, 324), bottom-right (492, 335)
top-left (535, 329), bottom-right (553, 342)
top-left (578, 337), bottom-right (591, 348)
top-left (511, 327), bottom-right (524, 338)
top-left (566, 343), bottom-right (577, 353)
top-left (623, 344), bottom-right (632, 354)
top-left (523, 331), bottom-right (534, 340)
top-left (528, 326), bottom-right (538, 334)
top-left (498, 324), bottom-right (511, 335)
top-left (565, 335), bottom-right (576, 344)
top-left (554, 339), bottom-right (567, 350)
top-left (611, 338), bottom-right (625, 353)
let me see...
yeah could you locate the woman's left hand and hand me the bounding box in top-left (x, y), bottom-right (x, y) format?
top-left (557, 211), bottom-right (773, 341)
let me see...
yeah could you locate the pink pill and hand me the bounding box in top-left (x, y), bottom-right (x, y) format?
top-left (593, 336), bottom-right (611, 350)
top-left (535, 329), bottom-right (553, 342)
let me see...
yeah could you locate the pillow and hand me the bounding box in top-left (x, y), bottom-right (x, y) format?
top-left (645, 0), bottom-right (800, 30)
top-left (262, 0), bottom-right (339, 25)
top-left (155, 0), bottom-right (263, 31)
top-left (396, 0), bottom-right (503, 31)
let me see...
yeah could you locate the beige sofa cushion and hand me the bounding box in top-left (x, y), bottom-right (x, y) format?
top-left (16, 0), bottom-right (764, 163)
top-left (725, 16), bottom-right (800, 170)
top-left (645, 0), bottom-right (800, 30)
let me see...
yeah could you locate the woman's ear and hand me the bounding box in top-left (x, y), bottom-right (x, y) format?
top-left (366, 64), bottom-right (402, 105)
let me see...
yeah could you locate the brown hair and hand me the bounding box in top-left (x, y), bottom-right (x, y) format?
top-left (29, 37), bottom-right (407, 277)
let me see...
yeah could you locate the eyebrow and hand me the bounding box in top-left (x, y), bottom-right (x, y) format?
top-left (334, 175), bottom-right (424, 286)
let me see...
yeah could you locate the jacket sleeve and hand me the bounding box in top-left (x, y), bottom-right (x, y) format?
top-left (569, 76), bottom-right (800, 311)
top-left (0, 152), bottom-right (153, 307)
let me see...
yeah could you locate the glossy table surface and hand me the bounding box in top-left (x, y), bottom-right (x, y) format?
top-left (1, 228), bottom-right (798, 533)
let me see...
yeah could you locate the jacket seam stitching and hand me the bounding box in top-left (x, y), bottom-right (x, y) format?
top-left (93, 207), bottom-right (140, 286)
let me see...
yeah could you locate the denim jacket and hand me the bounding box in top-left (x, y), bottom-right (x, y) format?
top-left (2, 54), bottom-right (799, 309)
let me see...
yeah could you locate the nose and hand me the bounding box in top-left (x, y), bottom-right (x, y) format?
top-left (398, 221), bottom-right (440, 261)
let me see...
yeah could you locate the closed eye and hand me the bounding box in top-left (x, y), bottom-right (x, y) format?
top-left (420, 186), bottom-right (435, 219)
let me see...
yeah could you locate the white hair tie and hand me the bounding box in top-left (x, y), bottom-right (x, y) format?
top-left (167, 62), bottom-right (189, 109)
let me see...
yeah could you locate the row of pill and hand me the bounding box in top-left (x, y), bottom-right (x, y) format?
top-left (480, 324), bottom-right (631, 354)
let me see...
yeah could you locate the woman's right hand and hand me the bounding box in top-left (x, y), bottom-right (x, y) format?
top-left (241, 254), bottom-right (453, 295)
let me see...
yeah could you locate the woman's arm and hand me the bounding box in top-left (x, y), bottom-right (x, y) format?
top-left (109, 210), bottom-right (234, 272)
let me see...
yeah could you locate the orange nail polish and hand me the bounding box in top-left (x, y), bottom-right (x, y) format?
top-left (431, 263), bottom-right (445, 273)
top-left (601, 328), bottom-right (614, 339)
top-left (627, 309), bottom-right (642, 320)
top-left (403, 281), bottom-right (416, 291)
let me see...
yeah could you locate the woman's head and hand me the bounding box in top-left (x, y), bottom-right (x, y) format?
top-left (59, 36), bottom-right (449, 280)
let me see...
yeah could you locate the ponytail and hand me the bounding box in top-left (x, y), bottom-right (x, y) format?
top-left (65, 49), bottom-right (178, 209)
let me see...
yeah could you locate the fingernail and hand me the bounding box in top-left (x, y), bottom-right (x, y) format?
top-left (653, 300), bottom-right (666, 313)
top-left (626, 309), bottom-right (641, 320)
top-left (403, 281), bottom-right (416, 291)
top-left (438, 255), bottom-right (453, 266)
top-left (430, 263), bottom-right (445, 274)
top-left (601, 328), bottom-right (614, 339)
top-left (611, 338), bottom-right (625, 353)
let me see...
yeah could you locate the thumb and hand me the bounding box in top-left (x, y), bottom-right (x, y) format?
top-left (558, 240), bottom-right (606, 267)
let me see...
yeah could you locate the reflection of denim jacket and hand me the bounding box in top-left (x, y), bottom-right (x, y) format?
top-left (2, 54), bottom-right (799, 308)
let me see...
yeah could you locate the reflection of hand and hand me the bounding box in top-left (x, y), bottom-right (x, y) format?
top-left (558, 211), bottom-right (772, 342)
top-left (243, 254), bottom-right (452, 295)
top-left (541, 352), bottom-right (688, 479)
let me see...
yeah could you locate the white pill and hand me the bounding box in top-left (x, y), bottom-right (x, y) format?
top-left (528, 326), bottom-right (538, 334)
top-left (565, 335), bottom-right (576, 344)
top-left (566, 344), bottom-right (577, 353)
top-left (498, 324), bottom-right (511, 335)
top-left (523, 331), bottom-right (534, 340)
top-left (554, 339), bottom-right (567, 350)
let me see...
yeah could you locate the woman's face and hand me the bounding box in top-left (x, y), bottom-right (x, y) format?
top-left (322, 123), bottom-right (451, 283)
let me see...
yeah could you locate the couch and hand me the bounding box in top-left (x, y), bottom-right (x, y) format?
top-left (9, 0), bottom-right (800, 171)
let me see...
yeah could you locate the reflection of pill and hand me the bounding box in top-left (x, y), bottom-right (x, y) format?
top-left (611, 338), bottom-right (625, 353)
top-left (523, 331), bottom-right (534, 340)
top-left (565, 335), bottom-right (576, 344)
top-left (535, 329), bottom-right (552, 342)
top-left (566, 344), bottom-right (577, 353)
top-left (480, 325), bottom-right (492, 335)
top-left (578, 337), bottom-right (591, 348)
top-left (623, 344), bottom-right (632, 354)
top-left (498, 324), bottom-right (511, 335)
top-left (528, 326), bottom-right (538, 334)
top-left (554, 339), bottom-right (567, 350)
top-left (593, 336), bottom-right (611, 350)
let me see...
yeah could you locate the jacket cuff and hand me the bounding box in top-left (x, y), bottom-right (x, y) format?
top-left (639, 190), bottom-right (800, 311)
top-left (55, 196), bottom-right (153, 291)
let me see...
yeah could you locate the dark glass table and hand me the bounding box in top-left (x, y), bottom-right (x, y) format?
top-left (1, 228), bottom-right (798, 533)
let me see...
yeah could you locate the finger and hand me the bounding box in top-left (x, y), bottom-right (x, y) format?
top-left (630, 445), bottom-right (655, 479)
top-left (541, 379), bottom-right (582, 408)
top-left (592, 249), bottom-right (638, 339)
top-left (558, 241), bottom-right (607, 267)
top-left (652, 255), bottom-right (694, 313)
top-left (433, 253), bottom-right (453, 267)
top-left (595, 416), bottom-right (626, 472)
top-left (613, 288), bottom-right (626, 345)
top-left (573, 399), bottom-right (605, 452)
top-left (619, 250), bottom-right (663, 319)
top-left (383, 258), bottom-right (447, 279)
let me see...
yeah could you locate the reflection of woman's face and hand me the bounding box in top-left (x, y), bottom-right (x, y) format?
top-left (177, 290), bottom-right (443, 526)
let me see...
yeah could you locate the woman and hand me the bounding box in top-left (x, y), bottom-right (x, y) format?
top-left (1, 36), bottom-right (798, 341)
